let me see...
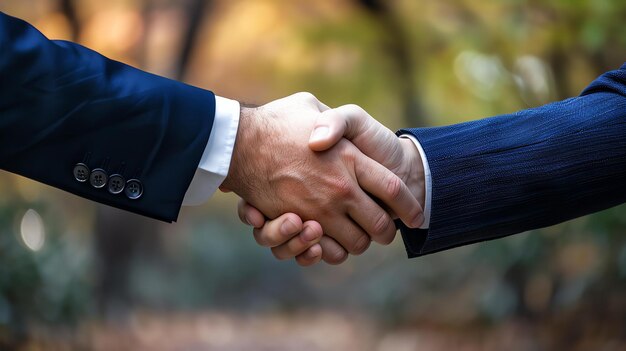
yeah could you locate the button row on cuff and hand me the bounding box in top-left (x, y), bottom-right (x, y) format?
top-left (90, 168), bottom-right (107, 188)
top-left (73, 163), bottom-right (143, 200)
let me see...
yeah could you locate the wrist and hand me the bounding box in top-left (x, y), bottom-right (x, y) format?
top-left (222, 106), bottom-right (260, 194)
top-left (399, 137), bottom-right (425, 209)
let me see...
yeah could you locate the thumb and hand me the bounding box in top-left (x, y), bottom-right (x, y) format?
top-left (309, 105), bottom-right (371, 152)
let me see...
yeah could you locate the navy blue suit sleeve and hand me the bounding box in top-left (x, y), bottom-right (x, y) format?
top-left (0, 12), bottom-right (216, 222)
top-left (397, 63), bottom-right (626, 257)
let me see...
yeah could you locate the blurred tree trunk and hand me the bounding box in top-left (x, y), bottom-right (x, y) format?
top-left (94, 207), bottom-right (160, 317)
top-left (357, 0), bottom-right (426, 126)
top-left (59, 0), bottom-right (79, 41)
top-left (174, 0), bottom-right (211, 80)
top-left (58, 0), bottom-right (212, 317)
top-left (56, 0), bottom-right (159, 317)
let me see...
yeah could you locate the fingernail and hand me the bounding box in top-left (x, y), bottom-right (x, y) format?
top-left (301, 228), bottom-right (318, 242)
top-left (309, 126), bottom-right (329, 143)
top-left (281, 219), bottom-right (298, 236)
top-left (411, 213), bottom-right (425, 228)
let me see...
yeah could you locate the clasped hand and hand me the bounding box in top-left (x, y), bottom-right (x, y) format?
top-left (221, 93), bottom-right (426, 266)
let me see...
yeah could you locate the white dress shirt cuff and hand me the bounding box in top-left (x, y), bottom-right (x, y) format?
top-left (399, 134), bottom-right (432, 229)
top-left (183, 96), bottom-right (240, 206)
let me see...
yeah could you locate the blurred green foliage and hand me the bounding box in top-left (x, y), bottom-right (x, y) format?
top-left (0, 0), bottom-right (625, 349)
top-left (0, 199), bottom-right (92, 336)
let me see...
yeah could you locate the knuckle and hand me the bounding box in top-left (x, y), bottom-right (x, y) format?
top-left (296, 91), bottom-right (317, 102)
top-left (337, 142), bottom-right (356, 161)
top-left (372, 212), bottom-right (392, 238)
top-left (384, 174), bottom-right (403, 200)
top-left (341, 151), bottom-right (356, 166)
top-left (340, 154), bottom-right (357, 170)
top-left (345, 104), bottom-right (365, 115)
top-left (333, 177), bottom-right (354, 199)
top-left (349, 235), bottom-right (371, 255)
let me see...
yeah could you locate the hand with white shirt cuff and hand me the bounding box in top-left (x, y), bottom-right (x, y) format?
top-left (238, 104), bottom-right (430, 266)
top-left (216, 93), bottom-right (423, 265)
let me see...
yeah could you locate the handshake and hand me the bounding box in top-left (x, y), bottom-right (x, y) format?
top-left (220, 93), bottom-right (427, 266)
top-left (2, 13), bottom-right (622, 267)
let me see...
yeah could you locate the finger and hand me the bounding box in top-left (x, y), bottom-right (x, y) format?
top-left (295, 244), bottom-right (323, 267)
top-left (322, 216), bottom-right (371, 256)
top-left (316, 100), bottom-right (331, 112)
top-left (354, 153), bottom-right (424, 229)
top-left (319, 236), bottom-right (349, 265)
top-left (271, 221), bottom-right (323, 260)
top-left (347, 189), bottom-right (396, 245)
top-left (309, 105), bottom-right (401, 164)
top-left (309, 104), bottom-right (381, 151)
top-left (252, 213), bottom-right (303, 247)
top-left (309, 108), bottom-right (351, 151)
top-left (237, 199), bottom-right (266, 228)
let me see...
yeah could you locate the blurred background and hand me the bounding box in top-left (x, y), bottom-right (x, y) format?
top-left (1, 0), bottom-right (626, 350)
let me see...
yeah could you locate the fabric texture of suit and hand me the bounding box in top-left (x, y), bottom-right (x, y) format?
top-left (0, 12), bottom-right (216, 222)
top-left (398, 63), bottom-right (626, 257)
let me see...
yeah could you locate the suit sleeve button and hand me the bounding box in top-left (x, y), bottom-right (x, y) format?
top-left (90, 168), bottom-right (108, 189)
top-left (73, 163), bottom-right (90, 183)
top-left (108, 174), bottom-right (126, 194)
top-left (125, 179), bottom-right (143, 200)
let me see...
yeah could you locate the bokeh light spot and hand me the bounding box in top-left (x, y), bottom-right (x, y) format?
top-left (20, 209), bottom-right (45, 252)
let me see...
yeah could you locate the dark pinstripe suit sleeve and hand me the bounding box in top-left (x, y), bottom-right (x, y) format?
top-left (397, 63), bottom-right (626, 257)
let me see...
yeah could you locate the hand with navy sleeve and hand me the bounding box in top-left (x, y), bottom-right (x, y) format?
top-left (240, 63), bottom-right (626, 265)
